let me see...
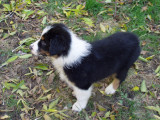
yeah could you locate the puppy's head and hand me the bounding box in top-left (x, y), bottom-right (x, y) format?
top-left (30, 23), bottom-right (71, 57)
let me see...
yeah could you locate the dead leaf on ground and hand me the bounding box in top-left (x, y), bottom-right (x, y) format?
top-left (141, 6), bottom-right (148, 12)
top-left (0, 115), bottom-right (10, 119)
top-left (141, 50), bottom-right (148, 55)
top-left (100, 23), bottom-right (106, 32)
top-left (36, 77), bottom-right (42, 84)
top-left (141, 80), bottom-right (147, 93)
top-left (142, 41), bottom-right (147, 46)
top-left (48, 73), bottom-right (55, 84)
top-left (43, 114), bottom-right (52, 120)
top-left (20, 113), bottom-right (30, 120)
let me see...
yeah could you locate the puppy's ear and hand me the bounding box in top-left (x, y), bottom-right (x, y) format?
top-left (49, 37), bottom-right (66, 56)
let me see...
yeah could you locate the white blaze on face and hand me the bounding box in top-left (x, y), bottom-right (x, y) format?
top-left (30, 26), bottom-right (52, 56)
top-left (30, 39), bottom-right (40, 55)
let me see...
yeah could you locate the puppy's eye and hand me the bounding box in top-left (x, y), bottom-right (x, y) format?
top-left (41, 41), bottom-right (46, 46)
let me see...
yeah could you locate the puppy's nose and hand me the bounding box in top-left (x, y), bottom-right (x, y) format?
top-left (29, 45), bottom-right (32, 50)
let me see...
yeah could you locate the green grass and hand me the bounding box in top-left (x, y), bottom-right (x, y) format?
top-left (113, 89), bottom-right (153, 120)
top-left (85, 0), bottom-right (105, 15)
top-left (115, 99), bottom-right (153, 120)
top-left (118, 0), bottom-right (160, 54)
top-left (44, 0), bottom-right (64, 15)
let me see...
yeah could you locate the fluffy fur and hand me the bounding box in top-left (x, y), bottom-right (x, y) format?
top-left (30, 23), bottom-right (140, 111)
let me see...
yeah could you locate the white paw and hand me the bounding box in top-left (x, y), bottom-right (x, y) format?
top-left (105, 84), bottom-right (116, 95)
top-left (72, 102), bottom-right (84, 112)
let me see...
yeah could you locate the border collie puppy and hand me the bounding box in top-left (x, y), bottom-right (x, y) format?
top-left (30, 23), bottom-right (140, 111)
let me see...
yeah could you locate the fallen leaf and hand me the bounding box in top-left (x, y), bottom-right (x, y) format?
top-left (41, 85), bottom-right (47, 91)
top-left (146, 55), bottom-right (155, 60)
top-left (49, 98), bottom-right (59, 109)
top-left (141, 80), bottom-right (147, 93)
top-left (43, 103), bottom-right (48, 110)
top-left (98, 89), bottom-right (105, 95)
top-left (97, 104), bottom-right (106, 111)
top-left (0, 55), bottom-right (18, 67)
top-left (43, 114), bottom-right (52, 120)
top-left (20, 113), bottom-right (30, 120)
top-left (0, 114), bottom-right (10, 119)
top-left (146, 105), bottom-right (160, 114)
top-left (141, 50), bottom-right (148, 55)
top-left (131, 86), bottom-right (139, 91)
top-left (34, 63), bottom-right (48, 70)
top-left (154, 115), bottom-right (160, 119)
top-left (104, 111), bottom-right (110, 118)
top-left (147, 15), bottom-right (152, 21)
top-left (81, 18), bottom-right (94, 27)
top-left (91, 112), bottom-right (96, 117)
top-left (42, 16), bottom-right (47, 25)
top-left (19, 54), bottom-right (32, 59)
top-left (46, 70), bottom-right (53, 76)
top-left (155, 65), bottom-right (160, 73)
top-left (36, 77), bottom-right (42, 84)
top-left (142, 41), bottom-right (146, 46)
top-left (100, 23), bottom-right (106, 32)
top-left (141, 6), bottom-right (148, 12)
top-left (48, 73), bottom-right (55, 84)
top-left (42, 109), bottom-right (58, 113)
top-left (110, 115), bottom-right (115, 120)
top-left (105, 0), bottom-right (112, 3)
top-left (139, 56), bottom-right (148, 62)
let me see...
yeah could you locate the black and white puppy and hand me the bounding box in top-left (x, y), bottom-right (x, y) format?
top-left (30, 23), bottom-right (140, 111)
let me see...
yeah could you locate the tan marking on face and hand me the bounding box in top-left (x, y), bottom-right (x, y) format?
top-left (112, 78), bottom-right (120, 90)
top-left (41, 36), bottom-right (45, 40)
top-left (51, 55), bottom-right (59, 58)
top-left (40, 49), bottom-right (50, 56)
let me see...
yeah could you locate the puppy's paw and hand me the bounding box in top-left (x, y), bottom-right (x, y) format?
top-left (72, 102), bottom-right (83, 112)
top-left (105, 84), bottom-right (116, 95)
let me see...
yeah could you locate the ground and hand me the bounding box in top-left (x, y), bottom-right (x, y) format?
top-left (0, 0), bottom-right (160, 120)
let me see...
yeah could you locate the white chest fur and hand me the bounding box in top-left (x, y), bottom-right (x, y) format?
top-left (52, 57), bottom-right (74, 88)
top-left (51, 31), bottom-right (91, 88)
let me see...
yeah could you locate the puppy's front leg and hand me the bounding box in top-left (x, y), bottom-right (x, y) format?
top-left (72, 86), bottom-right (92, 112)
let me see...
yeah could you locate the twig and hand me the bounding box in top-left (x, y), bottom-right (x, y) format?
top-left (12, 44), bottom-right (23, 52)
top-left (0, 64), bottom-right (6, 69)
top-left (0, 27), bottom-right (12, 30)
top-left (0, 109), bottom-right (14, 112)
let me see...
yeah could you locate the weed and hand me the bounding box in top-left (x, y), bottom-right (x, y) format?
top-left (85, 0), bottom-right (104, 15)
top-left (44, 0), bottom-right (64, 15)
top-left (6, 95), bottom-right (19, 108)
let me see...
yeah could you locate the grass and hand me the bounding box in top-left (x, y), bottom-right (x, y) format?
top-left (119, 0), bottom-right (160, 54)
top-left (85, 0), bottom-right (105, 15)
top-left (44, 0), bottom-right (64, 15)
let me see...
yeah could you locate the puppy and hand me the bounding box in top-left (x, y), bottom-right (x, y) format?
top-left (30, 23), bottom-right (140, 111)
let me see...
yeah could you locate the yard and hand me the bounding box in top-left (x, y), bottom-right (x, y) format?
top-left (0, 0), bottom-right (160, 120)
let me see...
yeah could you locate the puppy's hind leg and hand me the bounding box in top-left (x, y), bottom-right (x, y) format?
top-left (105, 77), bottom-right (120, 95)
top-left (105, 68), bottom-right (129, 95)
top-left (72, 86), bottom-right (92, 112)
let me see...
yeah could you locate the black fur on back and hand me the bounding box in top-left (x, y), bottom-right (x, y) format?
top-left (64, 32), bottom-right (140, 90)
